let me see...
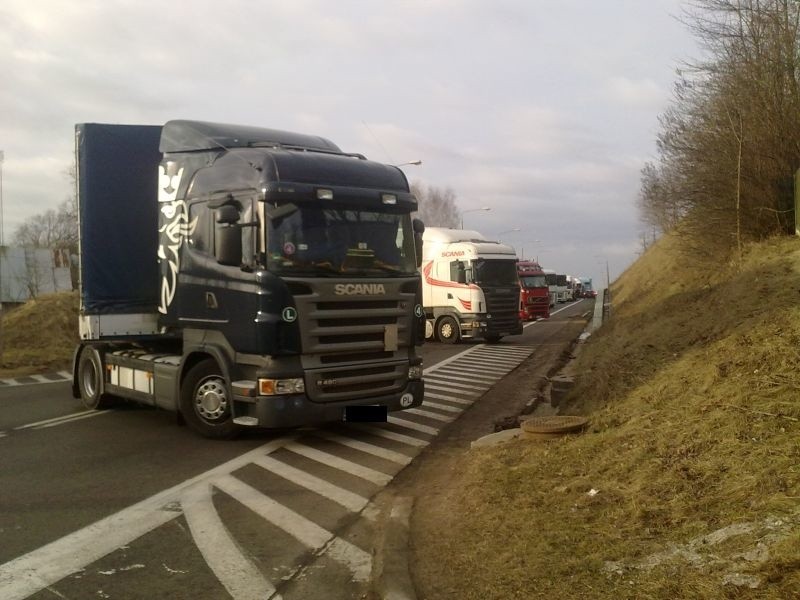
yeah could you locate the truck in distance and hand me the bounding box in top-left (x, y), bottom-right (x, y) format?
top-left (73, 120), bottom-right (426, 438)
top-left (420, 227), bottom-right (522, 344)
top-left (517, 260), bottom-right (550, 321)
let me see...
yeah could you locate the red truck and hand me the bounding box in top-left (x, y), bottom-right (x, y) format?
top-left (517, 260), bottom-right (550, 320)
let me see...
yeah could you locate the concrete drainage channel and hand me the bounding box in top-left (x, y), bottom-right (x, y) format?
top-left (472, 290), bottom-right (606, 448)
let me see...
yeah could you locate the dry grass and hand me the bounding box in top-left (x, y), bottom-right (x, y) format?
top-left (416, 234), bottom-right (800, 599)
top-left (0, 291), bottom-right (79, 377)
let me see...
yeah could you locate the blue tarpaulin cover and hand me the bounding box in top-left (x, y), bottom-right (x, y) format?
top-left (77, 123), bottom-right (162, 314)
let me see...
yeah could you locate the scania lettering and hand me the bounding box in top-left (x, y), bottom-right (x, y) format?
top-left (334, 283), bottom-right (387, 296)
top-left (72, 120), bottom-right (426, 438)
top-left (420, 227), bottom-right (522, 344)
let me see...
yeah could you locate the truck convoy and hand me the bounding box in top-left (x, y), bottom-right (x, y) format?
top-left (517, 260), bottom-right (550, 321)
top-left (420, 228), bottom-right (522, 343)
top-left (72, 120), bottom-right (426, 438)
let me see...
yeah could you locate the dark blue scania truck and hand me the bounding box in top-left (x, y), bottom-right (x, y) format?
top-left (72, 120), bottom-right (426, 438)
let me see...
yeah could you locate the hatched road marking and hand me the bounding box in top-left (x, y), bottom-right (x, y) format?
top-left (0, 341), bottom-right (537, 599)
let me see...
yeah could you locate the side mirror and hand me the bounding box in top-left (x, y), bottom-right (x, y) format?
top-left (216, 204), bottom-right (240, 225)
top-left (215, 225), bottom-right (242, 266)
top-left (413, 218), bottom-right (425, 268)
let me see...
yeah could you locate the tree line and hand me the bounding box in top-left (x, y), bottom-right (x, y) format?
top-left (638, 0), bottom-right (800, 262)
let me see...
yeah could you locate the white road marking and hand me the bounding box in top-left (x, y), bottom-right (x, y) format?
top-left (182, 482), bottom-right (279, 600)
top-left (423, 385), bottom-right (480, 399)
top-left (422, 401), bottom-right (462, 413)
top-left (446, 362), bottom-right (508, 374)
top-left (463, 355), bottom-right (517, 367)
top-left (387, 416), bottom-right (440, 436)
top-left (348, 425), bottom-right (429, 448)
top-left (423, 377), bottom-right (489, 391)
top-left (313, 431), bottom-right (413, 465)
top-left (213, 475), bottom-right (372, 581)
top-left (284, 442), bottom-right (393, 486)
top-left (34, 411), bottom-right (112, 430)
top-left (404, 408), bottom-right (454, 422)
top-left (251, 454), bottom-right (369, 514)
top-left (0, 438), bottom-right (290, 600)
top-left (14, 410), bottom-right (109, 431)
top-left (426, 371), bottom-right (497, 383)
top-left (423, 392), bottom-right (473, 405)
top-left (0, 303), bottom-right (564, 597)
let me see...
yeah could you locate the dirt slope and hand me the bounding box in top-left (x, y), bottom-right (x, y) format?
top-left (0, 291), bottom-right (79, 377)
top-left (413, 234), bottom-right (800, 599)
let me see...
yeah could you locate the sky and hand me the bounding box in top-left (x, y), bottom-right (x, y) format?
top-left (0, 0), bottom-right (699, 289)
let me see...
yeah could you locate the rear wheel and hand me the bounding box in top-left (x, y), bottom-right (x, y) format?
top-left (436, 316), bottom-right (460, 344)
top-left (78, 346), bottom-right (112, 409)
top-left (180, 359), bottom-right (238, 439)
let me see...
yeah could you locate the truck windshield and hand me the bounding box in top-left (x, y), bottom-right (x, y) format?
top-left (472, 259), bottom-right (518, 286)
top-left (266, 203), bottom-right (417, 276)
top-left (520, 275), bottom-right (546, 288)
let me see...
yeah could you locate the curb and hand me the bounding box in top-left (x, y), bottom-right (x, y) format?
top-left (377, 496), bottom-right (417, 600)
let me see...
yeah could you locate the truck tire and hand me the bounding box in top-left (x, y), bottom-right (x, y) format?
top-left (484, 335), bottom-right (503, 344)
top-left (436, 316), bottom-right (460, 344)
top-left (180, 359), bottom-right (238, 439)
top-left (78, 346), bottom-right (112, 410)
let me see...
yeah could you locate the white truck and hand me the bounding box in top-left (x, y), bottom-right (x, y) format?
top-left (420, 227), bottom-right (522, 343)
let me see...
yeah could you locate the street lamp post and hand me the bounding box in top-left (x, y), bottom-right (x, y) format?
top-left (393, 160), bottom-right (422, 167)
top-left (497, 227), bottom-right (521, 241)
top-left (521, 239), bottom-right (542, 260)
top-left (460, 206), bottom-right (491, 229)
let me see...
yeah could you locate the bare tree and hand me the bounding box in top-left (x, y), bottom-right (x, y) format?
top-left (410, 182), bottom-right (461, 228)
top-left (11, 161), bottom-right (79, 291)
top-left (638, 0), bottom-right (800, 263)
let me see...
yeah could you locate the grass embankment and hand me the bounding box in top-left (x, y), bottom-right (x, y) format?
top-left (417, 234), bottom-right (800, 599)
top-left (0, 291), bottom-right (78, 378)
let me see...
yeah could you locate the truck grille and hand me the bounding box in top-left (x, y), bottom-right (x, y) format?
top-left (291, 278), bottom-right (418, 403)
top-left (485, 287), bottom-right (521, 334)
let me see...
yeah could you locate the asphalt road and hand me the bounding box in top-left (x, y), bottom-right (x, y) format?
top-left (0, 299), bottom-right (592, 600)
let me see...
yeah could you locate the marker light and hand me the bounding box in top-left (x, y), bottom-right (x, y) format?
top-left (381, 193), bottom-right (397, 205)
top-left (258, 378), bottom-right (305, 395)
top-left (316, 188), bottom-right (334, 200)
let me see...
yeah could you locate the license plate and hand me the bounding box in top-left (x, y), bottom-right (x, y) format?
top-left (343, 405), bottom-right (388, 423)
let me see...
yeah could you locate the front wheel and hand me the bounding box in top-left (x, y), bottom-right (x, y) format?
top-left (78, 346), bottom-right (112, 409)
top-left (180, 359), bottom-right (238, 439)
top-left (436, 316), bottom-right (460, 344)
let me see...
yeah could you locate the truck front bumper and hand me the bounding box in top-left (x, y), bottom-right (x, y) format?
top-left (232, 379), bottom-right (425, 429)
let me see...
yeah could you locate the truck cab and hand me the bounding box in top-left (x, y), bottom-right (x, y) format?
top-left (517, 260), bottom-right (550, 320)
top-left (73, 120), bottom-right (426, 438)
top-left (420, 228), bottom-right (522, 344)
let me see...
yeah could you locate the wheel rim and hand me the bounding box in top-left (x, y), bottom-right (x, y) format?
top-left (194, 376), bottom-right (229, 422)
top-left (440, 321), bottom-right (454, 339)
top-left (81, 359), bottom-right (98, 398)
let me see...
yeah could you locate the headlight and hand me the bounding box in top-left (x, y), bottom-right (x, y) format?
top-left (259, 378), bottom-right (305, 395)
top-left (408, 365), bottom-right (423, 379)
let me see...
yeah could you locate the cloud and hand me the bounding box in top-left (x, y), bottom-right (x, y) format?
top-left (605, 76), bottom-right (666, 109)
top-left (0, 0), bottom-right (696, 282)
